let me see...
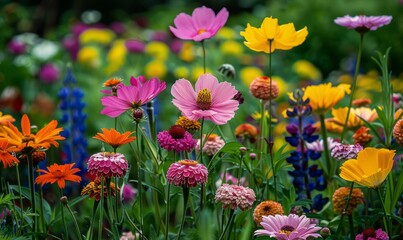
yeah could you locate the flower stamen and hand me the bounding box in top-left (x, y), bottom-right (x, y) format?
top-left (196, 88), bottom-right (212, 110)
top-left (279, 225), bottom-right (295, 236)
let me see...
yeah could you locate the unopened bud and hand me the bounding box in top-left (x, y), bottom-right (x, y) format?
top-left (132, 108), bottom-right (143, 122)
top-left (239, 147), bottom-right (247, 155)
top-left (60, 196), bottom-right (68, 205)
top-left (249, 153), bottom-right (256, 160)
top-left (320, 227), bottom-right (331, 239)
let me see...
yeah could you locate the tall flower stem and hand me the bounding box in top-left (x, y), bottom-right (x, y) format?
top-left (336, 182), bottom-right (354, 236)
top-left (376, 187), bottom-right (391, 238)
top-left (348, 215), bottom-right (354, 240)
top-left (36, 166), bottom-right (46, 233)
top-left (257, 100), bottom-right (266, 164)
top-left (64, 199), bottom-right (83, 240)
top-left (135, 122), bottom-right (144, 239)
top-left (146, 101), bottom-right (156, 142)
top-left (60, 189), bottom-right (69, 240)
top-left (340, 33), bottom-right (364, 142)
top-left (26, 152), bottom-right (37, 237)
top-left (267, 40), bottom-right (273, 145)
top-left (177, 186), bottom-right (189, 240)
top-left (98, 177), bottom-right (104, 240)
top-left (201, 40), bottom-right (206, 73)
top-left (319, 114), bottom-right (332, 179)
top-left (15, 164), bottom-right (24, 232)
top-left (218, 209), bottom-right (235, 240)
top-left (265, 139), bottom-right (277, 201)
top-left (165, 184), bottom-right (171, 240)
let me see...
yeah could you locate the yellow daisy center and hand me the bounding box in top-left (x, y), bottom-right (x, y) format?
top-left (196, 88), bottom-right (212, 110)
top-left (279, 225), bottom-right (295, 236)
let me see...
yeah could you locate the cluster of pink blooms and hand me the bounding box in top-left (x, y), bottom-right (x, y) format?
top-left (196, 134), bottom-right (225, 156)
top-left (166, 160), bottom-right (208, 188)
top-left (331, 142), bottom-right (363, 161)
top-left (87, 152), bottom-right (128, 178)
top-left (355, 228), bottom-right (388, 240)
top-left (157, 125), bottom-right (197, 152)
top-left (215, 184), bottom-right (256, 211)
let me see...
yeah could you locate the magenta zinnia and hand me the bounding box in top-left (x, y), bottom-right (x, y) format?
top-left (166, 159), bottom-right (208, 187)
top-left (355, 228), bottom-right (389, 240)
top-left (157, 125), bottom-right (197, 152)
top-left (169, 6), bottom-right (229, 42)
top-left (215, 184), bottom-right (256, 211)
top-left (101, 76), bottom-right (166, 117)
top-left (334, 15), bottom-right (392, 32)
top-left (255, 214), bottom-right (321, 239)
top-left (171, 73), bottom-right (239, 125)
top-left (87, 152), bottom-right (128, 178)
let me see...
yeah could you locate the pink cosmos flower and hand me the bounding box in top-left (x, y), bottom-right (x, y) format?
top-left (169, 6), bottom-right (229, 42)
top-left (255, 214), bottom-right (321, 239)
top-left (101, 76), bottom-right (166, 117)
top-left (215, 184), bottom-right (256, 211)
top-left (171, 73), bottom-right (239, 125)
top-left (334, 15), bottom-right (392, 32)
top-left (87, 152), bottom-right (128, 178)
top-left (166, 159), bottom-right (208, 188)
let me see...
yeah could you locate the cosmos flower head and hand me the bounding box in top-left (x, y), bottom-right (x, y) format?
top-left (169, 6), bottom-right (229, 42)
top-left (334, 15), bottom-right (392, 33)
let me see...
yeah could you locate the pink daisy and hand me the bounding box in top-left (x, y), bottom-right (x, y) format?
top-left (101, 76), bottom-right (166, 117)
top-left (255, 214), bottom-right (321, 239)
top-left (169, 6), bottom-right (229, 42)
top-left (334, 15), bottom-right (392, 32)
top-left (171, 73), bottom-right (239, 125)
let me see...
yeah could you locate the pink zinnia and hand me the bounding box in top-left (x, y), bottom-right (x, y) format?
top-left (171, 73), bottom-right (239, 125)
top-left (157, 125), bottom-right (197, 152)
top-left (88, 152), bottom-right (128, 178)
top-left (169, 6), bottom-right (229, 42)
top-left (166, 160), bottom-right (208, 188)
top-left (255, 214), bottom-right (321, 239)
top-left (334, 15), bottom-right (392, 32)
top-left (215, 184), bottom-right (255, 211)
top-left (355, 228), bottom-right (388, 240)
top-left (196, 133), bottom-right (225, 156)
top-left (101, 76), bottom-right (166, 117)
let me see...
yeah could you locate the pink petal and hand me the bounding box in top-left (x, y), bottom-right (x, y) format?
top-left (170, 13), bottom-right (197, 39)
top-left (192, 6), bottom-right (215, 30)
top-left (208, 7), bottom-right (229, 34)
top-left (195, 74), bottom-right (219, 92)
top-left (211, 82), bottom-right (237, 105)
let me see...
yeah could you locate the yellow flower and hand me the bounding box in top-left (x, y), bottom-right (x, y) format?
top-left (340, 148), bottom-right (395, 188)
top-left (240, 66), bottom-right (263, 86)
top-left (240, 17), bottom-right (308, 53)
top-left (302, 83), bottom-right (351, 115)
top-left (220, 40), bottom-right (244, 56)
top-left (331, 107), bottom-right (378, 128)
top-left (293, 60), bottom-right (322, 81)
top-left (104, 40), bottom-right (127, 75)
top-left (191, 66), bottom-right (211, 82)
top-left (145, 41), bottom-right (169, 61)
top-left (174, 66), bottom-right (189, 79)
top-left (217, 27), bottom-right (236, 40)
top-left (77, 46), bottom-right (100, 68)
top-left (79, 28), bottom-right (115, 45)
top-left (179, 42), bottom-right (195, 62)
top-left (145, 60), bottom-right (167, 79)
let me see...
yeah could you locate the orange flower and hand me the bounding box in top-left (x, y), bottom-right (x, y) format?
top-left (0, 112), bottom-right (15, 125)
top-left (0, 139), bottom-right (19, 168)
top-left (93, 128), bottom-right (136, 149)
top-left (35, 163), bottom-right (81, 189)
top-left (0, 114), bottom-right (64, 152)
top-left (103, 77), bottom-right (122, 87)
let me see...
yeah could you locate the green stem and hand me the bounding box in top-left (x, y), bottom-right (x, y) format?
top-left (348, 214), bottom-right (354, 240)
top-left (15, 164), bottom-right (24, 235)
top-left (376, 187), bottom-right (391, 239)
top-left (151, 176), bottom-right (165, 233)
top-left (257, 100), bottom-right (266, 164)
top-left (124, 209), bottom-right (147, 240)
top-left (27, 153), bottom-right (36, 239)
top-left (340, 33), bottom-right (364, 142)
top-left (177, 187), bottom-right (189, 240)
top-left (268, 40), bottom-right (273, 145)
top-left (237, 153), bottom-right (244, 185)
top-left (88, 201), bottom-right (97, 240)
top-left (65, 200), bottom-right (82, 240)
top-left (336, 182), bottom-right (354, 236)
top-left (135, 122), bottom-right (144, 239)
top-left (199, 118), bottom-right (204, 164)
top-left (60, 190), bottom-right (69, 240)
top-left (98, 177), bottom-right (104, 240)
top-left (319, 114), bottom-right (332, 179)
top-left (165, 184), bottom-right (171, 240)
top-left (37, 172), bottom-right (46, 233)
top-left (266, 139), bottom-right (277, 201)
top-left (218, 209), bottom-right (235, 240)
top-left (201, 41), bottom-right (206, 73)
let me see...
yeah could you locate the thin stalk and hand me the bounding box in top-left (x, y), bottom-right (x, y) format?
top-left (265, 139), bottom-right (277, 201)
top-left (65, 201), bottom-right (83, 240)
top-left (37, 175), bottom-right (46, 233)
top-left (376, 187), bottom-right (391, 239)
top-left (348, 215), bottom-right (354, 240)
top-left (88, 201), bottom-right (97, 240)
top-left (257, 100), bottom-right (266, 164)
top-left (201, 41), bottom-right (206, 73)
top-left (15, 164), bottom-right (24, 234)
top-left (151, 176), bottom-right (165, 233)
top-left (340, 33), bottom-right (364, 142)
top-left (114, 177), bottom-right (120, 224)
top-left (177, 187), bottom-right (189, 240)
top-left (218, 209), bottom-right (235, 240)
top-left (124, 209), bottom-right (147, 240)
top-left (267, 40), bottom-right (273, 144)
top-left (237, 152), bottom-right (244, 185)
top-left (199, 118), bottom-right (204, 164)
top-left (336, 182), bottom-right (354, 236)
top-left (98, 177), bottom-right (104, 240)
top-left (319, 114), bottom-right (332, 179)
top-left (165, 184), bottom-right (171, 240)
top-left (60, 190), bottom-right (69, 240)
top-left (135, 122), bottom-right (144, 239)
top-left (146, 101), bottom-right (156, 142)
top-left (27, 153), bottom-right (36, 238)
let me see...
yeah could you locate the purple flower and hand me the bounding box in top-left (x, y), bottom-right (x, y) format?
top-left (157, 125), bottom-right (197, 152)
top-left (7, 40), bottom-right (26, 55)
top-left (101, 76), bottom-right (166, 117)
top-left (355, 228), bottom-right (389, 240)
top-left (109, 22), bottom-right (126, 35)
top-left (255, 214), bottom-right (321, 239)
top-left (334, 15), bottom-right (392, 32)
top-left (122, 184), bottom-right (137, 203)
top-left (125, 39), bottom-right (145, 53)
top-left (331, 142), bottom-right (363, 161)
top-left (38, 63), bottom-right (60, 84)
top-left (169, 6), bottom-right (229, 42)
top-left (305, 137), bottom-right (337, 152)
top-left (63, 36), bottom-right (80, 60)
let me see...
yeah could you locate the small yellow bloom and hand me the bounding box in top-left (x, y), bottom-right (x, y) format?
top-left (340, 148), bottom-right (395, 188)
top-left (104, 40), bottom-right (127, 75)
top-left (77, 46), bottom-right (100, 68)
top-left (179, 42), bottom-right (195, 62)
top-left (331, 107), bottom-right (377, 129)
top-left (293, 60), bottom-right (322, 81)
top-left (239, 66), bottom-right (263, 86)
top-left (240, 17), bottom-right (308, 53)
top-left (220, 40), bottom-right (244, 56)
top-left (145, 60), bottom-right (167, 79)
top-left (302, 83), bottom-right (351, 115)
top-left (79, 28), bottom-right (115, 45)
top-left (174, 66), bottom-right (189, 79)
top-left (145, 41), bottom-right (169, 61)
top-left (217, 27), bottom-right (236, 40)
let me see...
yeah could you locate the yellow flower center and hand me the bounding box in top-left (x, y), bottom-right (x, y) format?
top-left (279, 225), bottom-right (295, 236)
top-left (198, 29), bottom-right (206, 35)
top-left (196, 88), bottom-right (212, 110)
top-left (178, 160), bottom-right (198, 166)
